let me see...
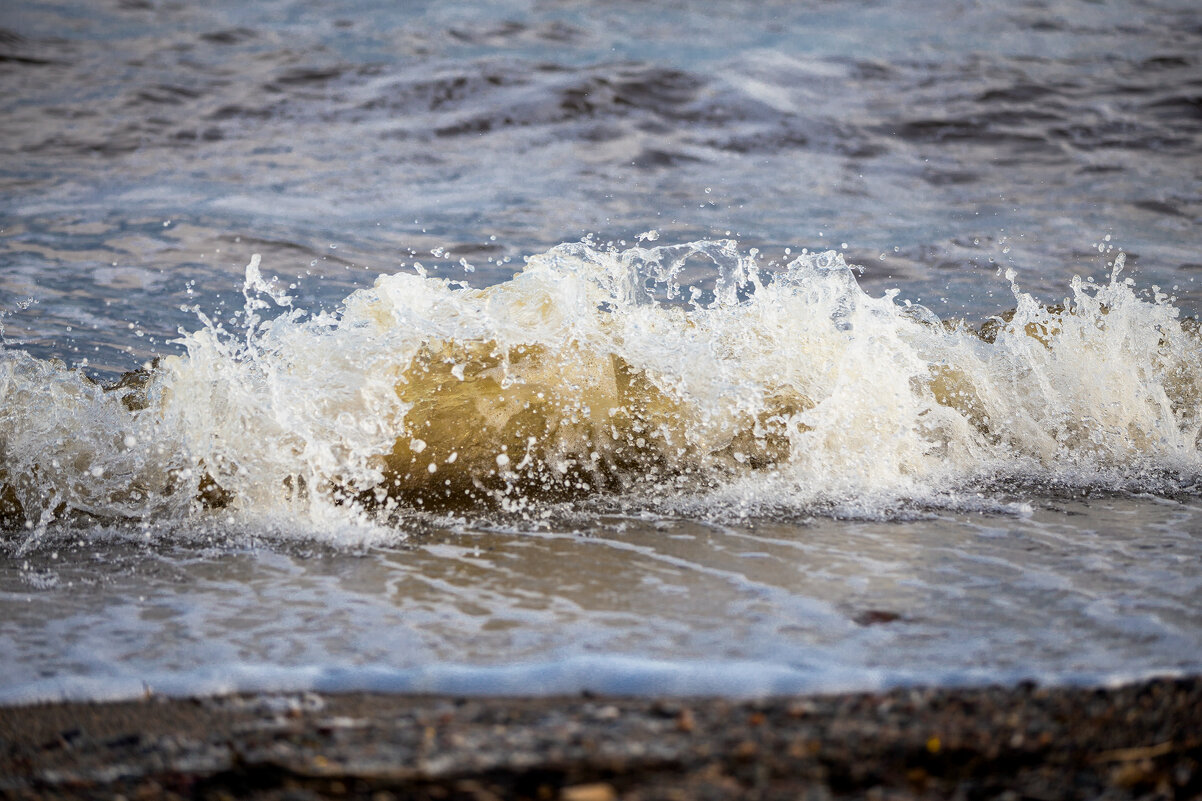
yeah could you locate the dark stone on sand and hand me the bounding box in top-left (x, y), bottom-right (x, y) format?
top-left (1, 677), bottom-right (1200, 799)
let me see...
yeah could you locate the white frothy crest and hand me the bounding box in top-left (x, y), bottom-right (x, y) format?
top-left (2, 242), bottom-right (1200, 541)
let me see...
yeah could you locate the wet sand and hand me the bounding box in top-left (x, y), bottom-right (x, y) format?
top-left (1, 676), bottom-right (1199, 800)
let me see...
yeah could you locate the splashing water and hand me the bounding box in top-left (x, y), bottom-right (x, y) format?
top-left (2, 240), bottom-right (1200, 543)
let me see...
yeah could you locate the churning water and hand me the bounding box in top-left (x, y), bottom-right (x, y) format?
top-left (2, 0), bottom-right (1201, 702)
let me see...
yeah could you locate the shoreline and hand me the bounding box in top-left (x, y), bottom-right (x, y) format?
top-left (2, 677), bottom-right (1199, 800)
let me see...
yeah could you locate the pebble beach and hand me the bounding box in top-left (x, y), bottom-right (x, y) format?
top-left (3, 677), bottom-right (1200, 800)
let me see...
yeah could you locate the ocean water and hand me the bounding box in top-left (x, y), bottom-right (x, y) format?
top-left (2, 0), bottom-right (1201, 703)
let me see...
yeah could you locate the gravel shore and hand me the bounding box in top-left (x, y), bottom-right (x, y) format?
top-left (2, 677), bottom-right (1200, 800)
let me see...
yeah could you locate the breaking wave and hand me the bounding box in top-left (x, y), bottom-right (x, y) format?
top-left (3, 239), bottom-right (1200, 540)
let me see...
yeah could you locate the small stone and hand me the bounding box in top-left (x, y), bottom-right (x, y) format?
top-left (1112, 761), bottom-right (1156, 788)
top-left (734, 740), bottom-right (758, 759)
top-left (560, 782), bottom-right (616, 801)
top-left (855, 609), bottom-right (902, 626)
top-left (787, 701), bottom-right (814, 717)
top-left (595, 705), bottom-right (620, 720)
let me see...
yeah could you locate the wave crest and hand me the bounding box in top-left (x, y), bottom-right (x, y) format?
top-left (2, 241), bottom-right (1200, 537)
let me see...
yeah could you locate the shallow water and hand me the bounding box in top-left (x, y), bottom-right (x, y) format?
top-left (4, 496), bottom-right (1202, 702)
top-left (2, 0), bottom-right (1201, 701)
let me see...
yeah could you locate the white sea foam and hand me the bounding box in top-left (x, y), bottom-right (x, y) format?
top-left (2, 241), bottom-right (1200, 541)
top-left (1, 656), bottom-right (1153, 706)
